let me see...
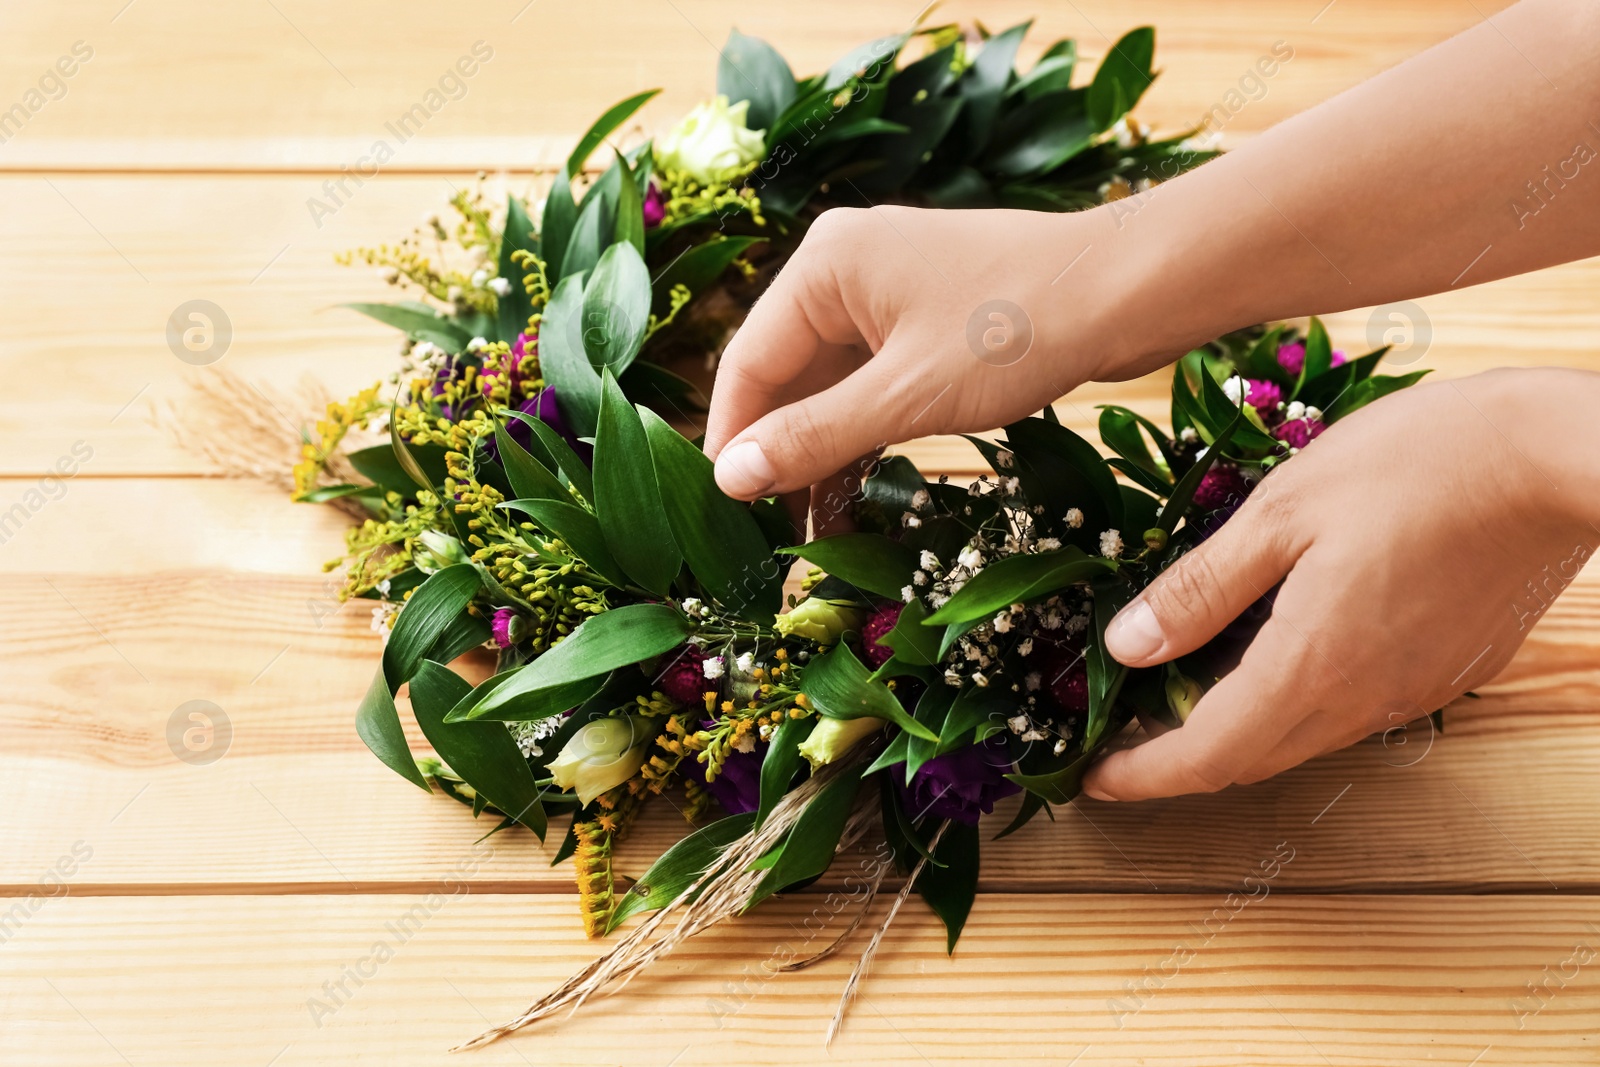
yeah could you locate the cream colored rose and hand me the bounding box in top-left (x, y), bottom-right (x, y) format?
top-left (774, 598), bottom-right (863, 645)
top-left (797, 716), bottom-right (884, 771)
top-left (656, 96), bottom-right (766, 185)
top-left (547, 716), bottom-right (650, 804)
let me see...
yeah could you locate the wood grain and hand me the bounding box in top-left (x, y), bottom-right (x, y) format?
top-left (4, 893), bottom-right (1597, 1065)
top-left (3, 174), bottom-right (1599, 478)
top-left (0, 1), bottom-right (1499, 171)
top-left (2, 482), bottom-right (1598, 893)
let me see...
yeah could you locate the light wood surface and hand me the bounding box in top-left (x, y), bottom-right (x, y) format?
top-left (10, 1), bottom-right (1600, 1064)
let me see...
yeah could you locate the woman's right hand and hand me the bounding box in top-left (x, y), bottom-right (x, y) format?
top-left (703, 203), bottom-right (1161, 501)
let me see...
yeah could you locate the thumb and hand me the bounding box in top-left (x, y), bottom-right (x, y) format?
top-left (1105, 494), bottom-right (1299, 667)
top-left (713, 359), bottom-right (907, 499)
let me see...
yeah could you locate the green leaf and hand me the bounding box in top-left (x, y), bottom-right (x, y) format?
top-left (756, 715), bottom-right (815, 829)
top-left (541, 169), bottom-right (578, 287)
top-left (938, 685), bottom-right (1011, 756)
top-left (1097, 406), bottom-right (1170, 481)
top-left (823, 33), bottom-right (908, 91)
top-left (863, 730), bottom-right (911, 776)
top-left (567, 89), bottom-right (661, 177)
top-left (462, 604), bottom-right (691, 718)
top-left (1296, 316), bottom-right (1334, 395)
top-left (749, 770), bottom-right (864, 906)
top-left (904, 685), bottom-right (956, 780)
top-left (1009, 44), bottom-right (1076, 101)
top-left (381, 564), bottom-right (480, 691)
top-left (502, 404), bottom-right (595, 502)
top-left (954, 21), bottom-right (1031, 159)
top-left (923, 548), bottom-right (1115, 626)
top-left (880, 597), bottom-right (941, 666)
top-left (649, 236), bottom-right (766, 316)
top-left (640, 407), bottom-right (782, 620)
top-left (500, 498), bottom-right (628, 588)
top-left (993, 790), bottom-right (1048, 839)
top-left (608, 812), bottom-right (757, 931)
top-left (1158, 408), bottom-right (1244, 536)
top-left (988, 88), bottom-right (1093, 176)
top-left (537, 274), bottom-right (602, 437)
top-left (594, 373), bottom-right (680, 596)
top-left (444, 671), bottom-right (605, 724)
top-left (347, 442), bottom-right (448, 494)
top-left (582, 242), bottom-right (652, 376)
top-left (612, 152), bottom-right (645, 256)
top-left (1323, 369), bottom-right (1432, 423)
top-left (389, 409), bottom-right (436, 493)
top-left (777, 533), bottom-right (917, 601)
top-left (559, 193), bottom-right (608, 281)
top-left (496, 195), bottom-right (536, 343)
top-left (916, 821), bottom-right (979, 953)
top-left (1005, 748), bottom-right (1093, 804)
top-left (340, 302), bottom-right (471, 351)
top-left (1007, 417), bottom-right (1123, 532)
top-left (408, 662), bottom-right (548, 839)
top-left (1198, 364), bottom-right (1278, 451)
top-left (426, 610), bottom-right (492, 665)
top-left (801, 644), bottom-right (938, 742)
top-left (493, 422), bottom-right (568, 503)
top-left (1087, 26), bottom-right (1156, 130)
top-left (356, 667), bottom-right (431, 791)
top-left (719, 29), bottom-right (797, 131)
top-left (1084, 577), bottom-right (1133, 746)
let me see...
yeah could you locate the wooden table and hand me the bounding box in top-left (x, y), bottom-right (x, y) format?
top-left (6, 2), bottom-right (1599, 1063)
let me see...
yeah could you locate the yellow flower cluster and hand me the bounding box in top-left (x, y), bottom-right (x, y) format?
top-left (329, 489), bottom-right (441, 599)
top-left (291, 383), bottom-right (385, 501)
top-left (655, 162), bottom-right (766, 230)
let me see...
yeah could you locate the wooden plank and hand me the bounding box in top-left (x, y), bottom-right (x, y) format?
top-left (3, 893), bottom-right (1597, 1065)
top-left (3, 481), bottom-right (1598, 893)
top-left (0, 1), bottom-right (1499, 171)
top-left (4, 174), bottom-right (1600, 478)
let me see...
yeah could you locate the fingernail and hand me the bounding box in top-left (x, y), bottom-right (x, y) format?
top-left (1106, 598), bottom-right (1165, 662)
top-left (1082, 784), bottom-right (1116, 802)
top-left (714, 440), bottom-right (776, 498)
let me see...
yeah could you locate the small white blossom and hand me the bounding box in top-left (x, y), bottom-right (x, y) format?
top-left (1222, 375), bottom-right (1247, 405)
top-left (470, 269), bottom-right (489, 288)
top-left (1021, 728), bottom-right (1048, 741)
top-left (1285, 400), bottom-right (1307, 421)
top-left (1008, 714), bottom-right (1031, 735)
top-left (681, 597), bottom-right (704, 618)
top-left (370, 602), bottom-right (399, 643)
top-left (1018, 638), bottom-right (1034, 658)
top-left (910, 489), bottom-right (931, 509)
top-left (735, 651), bottom-right (755, 673)
top-left (1024, 671), bottom-right (1042, 692)
top-left (1179, 427), bottom-right (1199, 443)
top-left (1099, 530), bottom-right (1124, 558)
top-left (1065, 508), bottom-right (1084, 529)
top-left (701, 657), bottom-right (725, 680)
top-left (1036, 537), bottom-right (1062, 552)
top-left (971, 671), bottom-right (989, 687)
top-left (376, 578), bottom-right (392, 597)
top-left (944, 668), bottom-right (964, 687)
top-left (919, 550), bottom-right (941, 571)
top-left (466, 336), bottom-right (488, 353)
top-left (1042, 611), bottom-right (1064, 630)
top-left (1305, 405), bottom-right (1323, 421)
top-left (758, 722), bottom-right (775, 742)
top-left (993, 613), bottom-right (1013, 634)
top-left (930, 593), bottom-right (951, 609)
top-left (996, 449), bottom-right (1015, 469)
top-left (1053, 738), bottom-right (1069, 755)
top-left (902, 513), bottom-right (922, 528)
top-left (1001, 476), bottom-right (1020, 495)
top-left (913, 570), bottom-right (929, 587)
top-left (901, 584), bottom-right (916, 603)
top-left (733, 732), bottom-right (757, 753)
top-left (957, 545), bottom-right (984, 570)
top-left (487, 277), bottom-right (513, 297)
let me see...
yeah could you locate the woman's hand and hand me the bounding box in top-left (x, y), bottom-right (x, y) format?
top-left (703, 204), bottom-right (1154, 501)
top-left (1083, 368), bottom-right (1600, 801)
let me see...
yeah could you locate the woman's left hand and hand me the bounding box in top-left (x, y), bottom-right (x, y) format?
top-left (1082, 368), bottom-right (1600, 801)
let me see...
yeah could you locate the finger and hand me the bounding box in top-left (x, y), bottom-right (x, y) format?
top-left (1233, 711), bottom-right (1365, 785)
top-left (712, 353), bottom-right (908, 499)
top-left (703, 228), bottom-right (865, 461)
top-left (1082, 619), bottom-right (1306, 801)
top-left (1105, 491), bottom-right (1301, 668)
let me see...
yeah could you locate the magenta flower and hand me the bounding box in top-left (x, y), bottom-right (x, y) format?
top-left (898, 737), bottom-right (1020, 825)
top-left (1276, 340), bottom-right (1305, 375)
top-left (1193, 463), bottom-right (1249, 511)
top-left (859, 604), bottom-right (901, 668)
top-left (1245, 378), bottom-right (1282, 413)
top-left (655, 644), bottom-right (712, 707)
top-left (491, 607), bottom-right (519, 649)
top-left (1331, 349), bottom-right (1347, 368)
top-left (642, 183), bottom-right (666, 229)
top-left (1273, 418), bottom-right (1326, 449)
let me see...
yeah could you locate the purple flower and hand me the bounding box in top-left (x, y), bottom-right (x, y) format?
top-left (1276, 341), bottom-right (1305, 375)
top-left (491, 607), bottom-right (518, 649)
top-left (859, 604), bottom-right (901, 669)
top-left (505, 386), bottom-right (593, 465)
top-left (699, 744), bottom-right (762, 814)
top-left (642, 182), bottom-right (666, 229)
top-left (1330, 349), bottom-right (1347, 368)
top-left (898, 737), bottom-right (1020, 826)
top-left (1245, 378), bottom-right (1282, 413)
top-left (655, 644), bottom-right (712, 707)
top-left (1273, 418), bottom-right (1325, 449)
top-left (1192, 463), bottom-right (1248, 511)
